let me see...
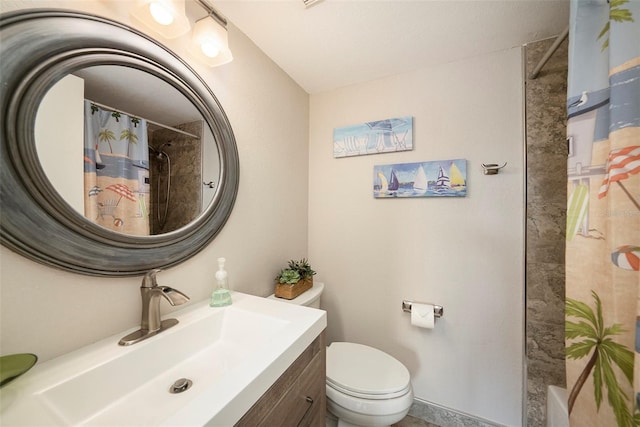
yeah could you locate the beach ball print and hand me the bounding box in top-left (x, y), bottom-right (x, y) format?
top-left (611, 245), bottom-right (640, 271)
top-left (113, 218), bottom-right (124, 228)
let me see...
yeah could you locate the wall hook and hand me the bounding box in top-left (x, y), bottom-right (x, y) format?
top-left (481, 162), bottom-right (507, 175)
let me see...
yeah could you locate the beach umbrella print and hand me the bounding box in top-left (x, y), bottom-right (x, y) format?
top-left (598, 146), bottom-right (640, 271)
top-left (598, 145), bottom-right (640, 211)
top-left (104, 184), bottom-right (136, 227)
top-left (105, 184), bottom-right (137, 204)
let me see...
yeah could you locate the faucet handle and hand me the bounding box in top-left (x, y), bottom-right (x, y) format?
top-left (141, 269), bottom-right (162, 288)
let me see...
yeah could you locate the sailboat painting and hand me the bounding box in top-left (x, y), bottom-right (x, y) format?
top-left (373, 159), bottom-right (467, 198)
top-left (333, 116), bottom-right (413, 158)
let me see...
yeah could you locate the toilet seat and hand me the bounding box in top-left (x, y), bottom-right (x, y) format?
top-left (326, 342), bottom-right (411, 400)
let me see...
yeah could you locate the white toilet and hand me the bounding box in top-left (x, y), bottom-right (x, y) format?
top-left (268, 282), bottom-right (414, 427)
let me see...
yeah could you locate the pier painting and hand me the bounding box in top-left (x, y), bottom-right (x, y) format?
top-left (373, 159), bottom-right (467, 198)
top-left (334, 116), bottom-right (413, 158)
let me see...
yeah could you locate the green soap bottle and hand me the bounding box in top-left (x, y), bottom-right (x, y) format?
top-left (210, 257), bottom-right (232, 307)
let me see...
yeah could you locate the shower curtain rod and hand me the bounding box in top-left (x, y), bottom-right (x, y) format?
top-left (529, 26), bottom-right (569, 80)
top-left (87, 99), bottom-right (200, 139)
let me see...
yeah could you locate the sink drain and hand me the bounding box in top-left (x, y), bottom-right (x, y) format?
top-left (169, 378), bottom-right (193, 394)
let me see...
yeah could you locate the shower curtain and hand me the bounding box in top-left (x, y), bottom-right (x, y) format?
top-left (83, 101), bottom-right (151, 235)
top-left (565, 0), bottom-right (640, 425)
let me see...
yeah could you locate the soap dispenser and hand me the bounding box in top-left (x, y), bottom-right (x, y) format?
top-left (210, 257), bottom-right (232, 307)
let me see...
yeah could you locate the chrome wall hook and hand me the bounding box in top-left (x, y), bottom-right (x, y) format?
top-left (481, 162), bottom-right (507, 175)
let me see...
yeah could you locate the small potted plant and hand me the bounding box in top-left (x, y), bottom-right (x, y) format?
top-left (275, 258), bottom-right (316, 300)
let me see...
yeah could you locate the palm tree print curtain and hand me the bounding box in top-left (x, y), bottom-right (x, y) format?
top-left (83, 101), bottom-right (151, 235)
top-left (565, 0), bottom-right (640, 425)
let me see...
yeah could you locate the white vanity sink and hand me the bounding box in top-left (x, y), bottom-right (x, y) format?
top-left (0, 292), bottom-right (326, 426)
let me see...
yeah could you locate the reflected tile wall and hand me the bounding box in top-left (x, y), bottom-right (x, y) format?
top-left (150, 120), bottom-right (203, 234)
top-left (525, 38), bottom-right (568, 426)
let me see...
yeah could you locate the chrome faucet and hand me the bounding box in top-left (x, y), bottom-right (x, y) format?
top-left (119, 269), bottom-right (190, 346)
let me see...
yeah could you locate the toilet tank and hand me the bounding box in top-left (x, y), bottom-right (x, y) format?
top-left (267, 282), bottom-right (324, 308)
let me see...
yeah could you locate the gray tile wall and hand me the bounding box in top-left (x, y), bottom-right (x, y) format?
top-left (408, 399), bottom-right (505, 427)
top-left (524, 37), bottom-right (568, 426)
top-left (149, 120), bottom-right (203, 234)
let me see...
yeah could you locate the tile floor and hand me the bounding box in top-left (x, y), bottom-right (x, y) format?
top-left (392, 415), bottom-right (439, 427)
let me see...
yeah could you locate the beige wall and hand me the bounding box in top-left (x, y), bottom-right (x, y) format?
top-left (308, 48), bottom-right (525, 426)
top-left (0, 0), bottom-right (310, 362)
top-left (35, 74), bottom-right (85, 213)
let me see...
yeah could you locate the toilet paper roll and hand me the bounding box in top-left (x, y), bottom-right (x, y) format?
top-left (411, 303), bottom-right (435, 329)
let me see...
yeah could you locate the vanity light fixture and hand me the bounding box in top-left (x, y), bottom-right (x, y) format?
top-left (130, 0), bottom-right (190, 39)
top-left (189, 1), bottom-right (233, 67)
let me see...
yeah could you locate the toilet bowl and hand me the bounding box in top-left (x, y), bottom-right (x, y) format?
top-left (325, 342), bottom-right (413, 427)
top-left (268, 282), bottom-right (414, 427)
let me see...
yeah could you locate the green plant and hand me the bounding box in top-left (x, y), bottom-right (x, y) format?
top-left (277, 269), bottom-right (300, 284)
top-left (288, 258), bottom-right (316, 280)
top-left (276, 258), bottom-right (316, 284)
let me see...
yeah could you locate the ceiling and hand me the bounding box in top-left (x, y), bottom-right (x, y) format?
top-left (211, 0), bottom-right (570, 94)
top-left (74, 66), bottom-right (201, 126)
top-left (69, 1), bottom-right (570, 127)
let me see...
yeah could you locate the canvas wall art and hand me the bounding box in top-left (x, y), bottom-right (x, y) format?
top-left (333, 116), bottom-right (413, 158)
top-left (373, 159), bottom-right (467, 198)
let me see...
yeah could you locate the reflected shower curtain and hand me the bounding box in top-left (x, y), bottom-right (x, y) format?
top-left (565, 0), bottom-right (640, 425)
top-left (83, 101), bottom-right (151, 235)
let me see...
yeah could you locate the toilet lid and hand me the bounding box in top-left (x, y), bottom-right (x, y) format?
top-left (326, 342), bottom-right (411, 397)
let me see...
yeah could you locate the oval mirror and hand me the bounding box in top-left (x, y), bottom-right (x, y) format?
top-left (35, 64), bottom-right (220, 235)
top-left (0, 10), bottom-right (239, 276)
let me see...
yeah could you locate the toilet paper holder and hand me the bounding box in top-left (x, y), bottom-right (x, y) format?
top-left (402, 300), bottom-right (444, 318)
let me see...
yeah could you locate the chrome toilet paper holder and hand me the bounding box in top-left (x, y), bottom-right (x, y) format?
top-left (402, 300), bottom-right (444, 318)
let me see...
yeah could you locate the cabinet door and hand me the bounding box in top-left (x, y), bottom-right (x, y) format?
top-left (260, 352), bottom-right (324, 426)
top-left (236, 332), bottom-right (326, 427)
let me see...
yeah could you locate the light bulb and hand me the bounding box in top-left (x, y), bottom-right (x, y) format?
top-left (201, 40), bottom-right (221, 58)
top-left (190, 15), bottom-right (232, 66)
top-left (149, 1), bottom-right (174, 26)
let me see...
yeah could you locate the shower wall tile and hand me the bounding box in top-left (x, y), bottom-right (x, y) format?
top-left (525, 37), bottom-right (568, 427)
top-left (526, 320), bottom-right (566, 383)
top-left (526, 204), bottom-right (566, 244)
top-left (408, 400), bottom-right (504, 427)
top-left (526, 169), bottom-right (567, 205)
top-left (168, 174), bottom-right (202, 229)
top-left (150, 120), bottom-right (203, 234)
top-left (526, 262), bottom-right (566, 326)
top-left (526, 204), bottom-right (566, 264)
top-left (527, 377), bottom-right (549, 427)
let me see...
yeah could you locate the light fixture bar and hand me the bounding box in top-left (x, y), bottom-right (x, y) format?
top-left (194, 0), bottom-right (227, 27)
top-left (303, 0), bottom-right (323, 7)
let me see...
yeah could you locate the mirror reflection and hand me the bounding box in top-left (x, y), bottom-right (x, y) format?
top-left (35, 66), bottom-right (220, 236)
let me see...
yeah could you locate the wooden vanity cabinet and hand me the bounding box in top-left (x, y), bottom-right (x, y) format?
top-left (236, 331), bottom-right (326, 427)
